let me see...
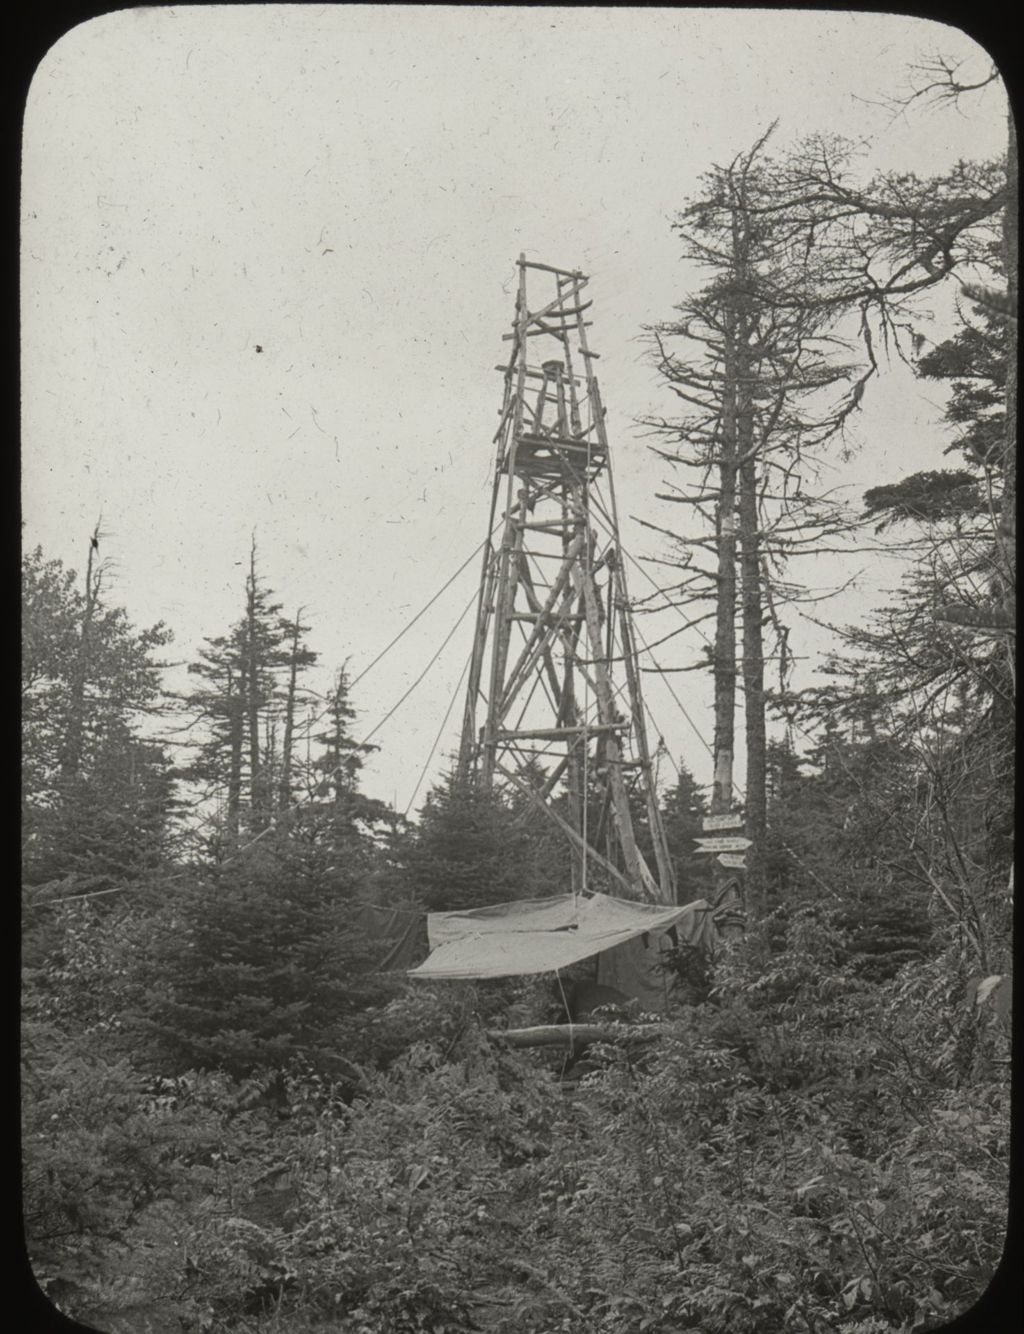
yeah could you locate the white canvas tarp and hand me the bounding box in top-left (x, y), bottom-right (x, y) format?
top-left (408, 891), bottom-right (714, 981)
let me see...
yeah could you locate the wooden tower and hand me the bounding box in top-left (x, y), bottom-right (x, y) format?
top-left (457, 256), bottom-right (675, 905)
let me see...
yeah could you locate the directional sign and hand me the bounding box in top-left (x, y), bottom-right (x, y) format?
top-left (718, 853), bottom-right (747, 870)
top-left (695, 835), bottom-right (753, 854)
top-left (703, 812), bottom-right (745, 831)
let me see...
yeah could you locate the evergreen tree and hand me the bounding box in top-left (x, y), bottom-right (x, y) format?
top-left (276, 608), bottom-right (318, 811)
top-left (400, 768), bottom-right (544, 912)
top-left (659, 761), bottom-right (714, 905)
top-left (22, 544), bottom-right (175, 885)
top-left (785, 275), bottom-right (1014, 972)
top-left (182, 545), bottom-right (305, 850)
top-left (863, 294), bottom-right (1006, 536)
top-left (644, 131), bottom-right (860, 918)
top-left (37, 728), bottom-right (177, 884)
top-left (137, 602), bottom-right (410, 1081)
top-left (136, 832), bottom-right (390, 1082)
top-left (183, 632), bottom-right (247, 848)
top-left (299, 666), bottom-right (399, 891)
top-left (765, 698), bottom-right (937, 980)
top-left (240, 543), bottom-right (292, 830)
top-left (309, 669), bottom-right (370, 814)
top-left (917, 302), bottom-right (1006, 470)
top-left (505, 757), bottom-right (574, 897)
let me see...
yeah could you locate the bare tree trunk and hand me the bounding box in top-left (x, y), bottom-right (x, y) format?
top-left (729, 193), bottom-right (769, 922)
top-left (245, 542), bottom-right (265, 830)
top-left (226, 667), bottom-right (243, 845)
top-left (278, 613), bottom-right (302, 813)
top-left (729, 202), bottom-right (767, 918)
top-left (738, 448), bottom-right (767, 919)
top-left (711, 316), bottom-right (738, 820)
top-left (332, 676), bottom-right (346, 816)
top-left (61, 525), bottom-right (102, 782)
top-left (707, 310), bottom-right (742, 928)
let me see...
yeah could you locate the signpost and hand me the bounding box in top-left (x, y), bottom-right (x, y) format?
top-left (694, 835), bottom-right (753, 854)
top-left (718, 853), bottom-right (747, 869)
top-left (702, 812), bottom-right (745, 831)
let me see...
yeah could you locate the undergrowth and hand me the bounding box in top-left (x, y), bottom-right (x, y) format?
top-left (24, 914), bottom-right (1010, 1333)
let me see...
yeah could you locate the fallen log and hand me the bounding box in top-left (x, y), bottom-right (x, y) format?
top-left (485, 1022), bottom-right (663, 1049)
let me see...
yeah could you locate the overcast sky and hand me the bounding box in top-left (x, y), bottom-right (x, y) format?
top-left (21, 6), bottom-right (1006, 814)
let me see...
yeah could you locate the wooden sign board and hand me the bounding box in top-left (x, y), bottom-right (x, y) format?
top-left (703, 813), bottom-right (744, 831)
top-left (695, 835), bottom-right (752, 853)
top-left (718, 853), bottom-right (747, 869)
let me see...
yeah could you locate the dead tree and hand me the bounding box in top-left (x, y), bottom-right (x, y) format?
top-left (643, 131), bottom-right (862, 917)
